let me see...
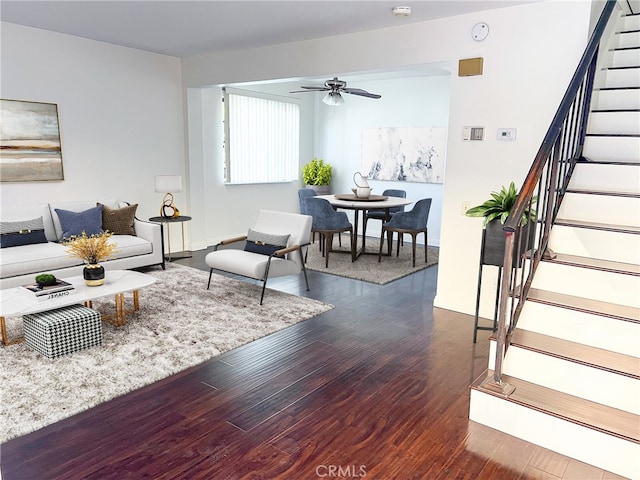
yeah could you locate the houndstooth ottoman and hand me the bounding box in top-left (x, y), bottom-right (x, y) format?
top-left (23, 304), bottom-right (102, 358)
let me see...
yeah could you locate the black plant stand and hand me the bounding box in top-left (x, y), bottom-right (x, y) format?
top-left (473, 227), bottom-right (503, 343)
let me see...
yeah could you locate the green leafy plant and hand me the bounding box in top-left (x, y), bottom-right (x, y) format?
top-left (465, 182), bottom-right (537, 226)
top-left (302, 157), bottom-right (332, 186)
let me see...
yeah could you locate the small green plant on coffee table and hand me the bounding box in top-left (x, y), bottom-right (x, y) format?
top-left (35, 273), bottom-right (57, 286)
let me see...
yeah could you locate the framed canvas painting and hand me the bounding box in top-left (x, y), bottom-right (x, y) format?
top-left (0, 99), bottom-right (64, 182)
top-left (361, 127), bottom-right (447, 184)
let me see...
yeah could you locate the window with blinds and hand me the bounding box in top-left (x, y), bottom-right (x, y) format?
top-left (223, 88), bottom-right (300, 184)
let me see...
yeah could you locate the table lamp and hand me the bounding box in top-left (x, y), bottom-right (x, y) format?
top-left (155, 175), bottom-right (182, 218)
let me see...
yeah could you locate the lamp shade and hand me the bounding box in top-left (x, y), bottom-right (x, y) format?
top-left (155, 175), bottom-right (182, 193)
top-left (322, 92), bottom-right (345, 106)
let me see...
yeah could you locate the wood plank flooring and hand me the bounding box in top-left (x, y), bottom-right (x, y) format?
top-left (0, 247), bottom-right (627, 479)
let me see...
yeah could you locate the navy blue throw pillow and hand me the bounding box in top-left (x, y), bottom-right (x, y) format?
top-left (56, 205), bottom-right (104, 240)
top-left (0, 217), bottom-right (48, 248)
top-left (243, 229), bottom-right (290, 256)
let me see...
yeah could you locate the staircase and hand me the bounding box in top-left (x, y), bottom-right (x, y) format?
top-left (469, 4), bottom-right (640, 479)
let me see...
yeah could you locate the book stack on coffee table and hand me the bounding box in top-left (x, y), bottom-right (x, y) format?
top-left (21, 280), bottom-right (75, 301)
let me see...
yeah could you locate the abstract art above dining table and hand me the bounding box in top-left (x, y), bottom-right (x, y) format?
top-left (361, 127), bottom-right (446, 184)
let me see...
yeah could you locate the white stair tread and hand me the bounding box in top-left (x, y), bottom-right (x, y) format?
top-left (555, 218), bottom-right (640, 234)
top-left (545, 252), bottom-right (640, 275)
top-left (509, 329), bottom-right (640, 378)
top-left (473, 370), bottom-right (640, 442)
top-left (518, 301), bottom-right (640, 357)
top-left (526, 287), bottom-right (640, 322)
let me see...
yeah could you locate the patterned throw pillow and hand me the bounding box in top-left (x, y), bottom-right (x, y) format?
top-left (0, 217), bottom-right (48, 248)
top-left (100, 203), bottom-right (137, 235)
top-left (55, 205), bottom-right (104, 240)
top-left (243, 229), bottom-right (290, 256)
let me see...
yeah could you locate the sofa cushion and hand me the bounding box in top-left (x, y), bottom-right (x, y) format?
top-left (0, 217), bottom-right (48, 248)
top-left (55, 205), bottom-right (104, 240)
top-left (100, 203), bottom-right (137, 236)
top-left (207, 249), bottom-right (299, 280)
top-left (108, 234), bottom-right (152, 259)
top-left (0, 242), bottom-right (83, 279)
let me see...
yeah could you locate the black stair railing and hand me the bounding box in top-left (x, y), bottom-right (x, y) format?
top-left (481, 0), bottom-right (619, 395)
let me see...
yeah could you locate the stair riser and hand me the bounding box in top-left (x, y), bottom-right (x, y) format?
top-left (588, 110), bottom-right (640, 134)
top-left (532, 261), bottom-right (640, 307)
top-left (623, 13), bottom-right (640, 30)
top-left (592, 88), bottom-right (640, 109)
top-left (569, 162), bottom-right (640, 193)
top-left (469, 390), bottom-right (640, 479)
top-left (583, 135), bottom-right (640, 162)
top-left (556, 192), bottom-right (640, 228)
top-left (488, 341), bottom-right (640, 413)
top-left (548, 225), bottom-right (640, 264)
top-left (617, 30), bottom-right (640, 49)
top-left (603, 66), bottom-right (640, 88)
top-left (611, 48), bottom-right (640, 68)
top-left (518, 301), bottom-right (640, 357)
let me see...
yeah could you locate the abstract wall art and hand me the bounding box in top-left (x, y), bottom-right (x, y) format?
top-left (361, 127), bottom-right (447, 183)
top-left (0, 99), bottom-right (64, 182)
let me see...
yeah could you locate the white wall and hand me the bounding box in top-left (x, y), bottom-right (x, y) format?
top-left (182, 1), bottom-right (592, 316)
top-left (185, 81), bottom-right (316, 249)
top-left (313, 74), bottom-right (450, 246)
top-left (0, 23), bottom-right (185, 233)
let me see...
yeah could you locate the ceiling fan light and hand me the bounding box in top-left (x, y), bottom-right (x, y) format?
top-left (322, 92), bottom-right (345, 106)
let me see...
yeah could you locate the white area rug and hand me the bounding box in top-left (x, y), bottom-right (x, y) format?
top-left (305, 235), bottom-right (439, 284)
top-left (0, 264), bottom-right (333, 443)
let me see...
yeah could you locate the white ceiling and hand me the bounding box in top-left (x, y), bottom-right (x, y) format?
top-left (0, 1), bottom-right (538, 58)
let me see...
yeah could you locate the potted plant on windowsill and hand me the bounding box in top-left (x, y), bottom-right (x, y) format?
top-left (465, 182), bottom-right (537, 266)
top-left (302, 157), bottom-right (332, 195)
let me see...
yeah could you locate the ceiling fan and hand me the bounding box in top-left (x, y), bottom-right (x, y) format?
top-left (290, 77), bottom-right (381, 106)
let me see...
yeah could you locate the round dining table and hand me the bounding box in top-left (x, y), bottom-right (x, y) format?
top-left (315, 194), bottom-right (413, 259)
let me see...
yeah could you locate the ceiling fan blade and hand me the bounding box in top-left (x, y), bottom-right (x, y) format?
top-left (342, 88), bottom-right (381, 99)
top-left (289, 87), bottom-right (330, 93)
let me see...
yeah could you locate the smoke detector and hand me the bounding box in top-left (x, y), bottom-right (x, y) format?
top-left (392, 6), bottom-right (412, 17)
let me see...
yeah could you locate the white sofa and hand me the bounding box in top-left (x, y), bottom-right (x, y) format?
top-left (0, 200), bottom-right (164, 289)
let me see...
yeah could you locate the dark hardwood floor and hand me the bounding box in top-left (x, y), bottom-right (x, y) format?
top-left (1, 247), bottom-right (625, 479)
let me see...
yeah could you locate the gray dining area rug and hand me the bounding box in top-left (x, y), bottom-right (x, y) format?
top-left (305, 234), bottom-right (439, 284)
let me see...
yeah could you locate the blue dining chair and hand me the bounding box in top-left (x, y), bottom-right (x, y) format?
top-left (297, 188), bottom-right (316, 215)
top-left (304, 197), bottom-right (354, 267)
top-left (378, 198), bottom-right (432, 267)
top-left (363, 189), bottom-right (407, 241)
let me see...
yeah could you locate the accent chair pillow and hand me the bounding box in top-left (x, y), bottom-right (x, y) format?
top-left (99, 203), bottom-right (138, 236)
top-left (55, 205), bottom-right (104, 240)
top-left (243, 229), bottom-right (290, 256)
top-left (0, 217), bottom-right (48, 248)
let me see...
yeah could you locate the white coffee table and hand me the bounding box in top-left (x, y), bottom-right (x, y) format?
top-left (0, 270), bottom-right (156, 345)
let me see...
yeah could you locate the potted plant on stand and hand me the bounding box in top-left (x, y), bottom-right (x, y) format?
top-left (302, 157), bottom-right (332, 195)
top-left (465, 181), bottom-right (537, 266)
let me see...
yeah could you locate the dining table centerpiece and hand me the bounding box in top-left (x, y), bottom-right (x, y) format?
top-left (62, 231), bottom-right (119, 286)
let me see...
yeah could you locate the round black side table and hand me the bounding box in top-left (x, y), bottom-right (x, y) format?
top-left (148, 215), bottom-right (192, 261)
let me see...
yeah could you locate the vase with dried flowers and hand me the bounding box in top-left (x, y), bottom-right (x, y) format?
top-left (62, 231), bottom-right (119, 286)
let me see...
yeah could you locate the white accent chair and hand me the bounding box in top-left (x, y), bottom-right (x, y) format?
top-left (205, 210), bottom-right (312, 304)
